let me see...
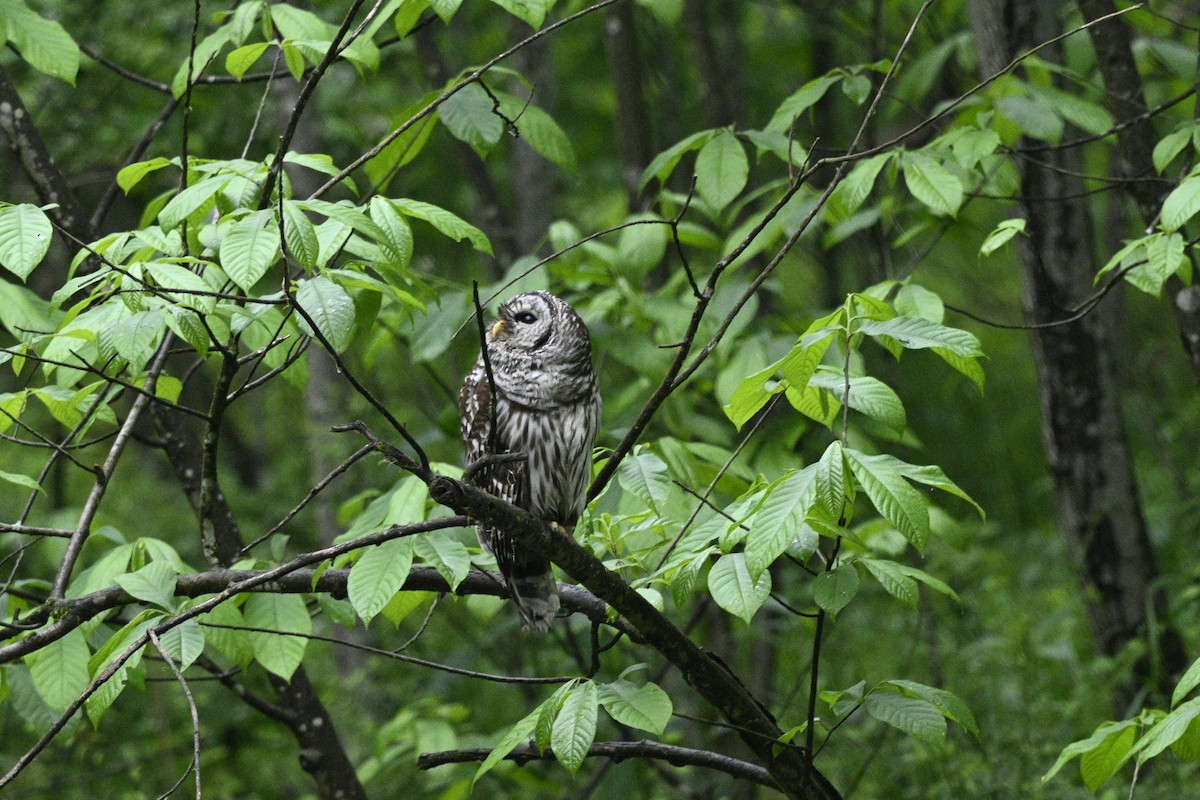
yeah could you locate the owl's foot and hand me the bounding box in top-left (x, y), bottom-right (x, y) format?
top-left (463, 452), bottom-right (526, 483)
top-left (549, 521), bottom-right (569, 535)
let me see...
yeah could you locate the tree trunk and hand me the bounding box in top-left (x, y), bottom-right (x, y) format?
top-left (968, 0), bottom-right (1185, 710)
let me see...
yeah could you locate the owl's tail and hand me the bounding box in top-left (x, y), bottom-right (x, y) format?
top-left (506, 569), bottom-right (560, 633)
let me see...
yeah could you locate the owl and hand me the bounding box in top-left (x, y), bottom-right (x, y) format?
top-left (459, 291), bottom-right (601, 631)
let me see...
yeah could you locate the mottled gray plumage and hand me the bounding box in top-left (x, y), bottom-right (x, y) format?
top-left (459, 291), bottom-right (601, 631)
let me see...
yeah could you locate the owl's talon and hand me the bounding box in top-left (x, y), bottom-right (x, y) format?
top-left (549, 521), bottom-right (568, 535)
top-left (463, 452), bottom-right (525, 483)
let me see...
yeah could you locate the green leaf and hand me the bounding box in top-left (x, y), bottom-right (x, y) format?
top-left (813, 563), bottom-right (859, 616)
top-left (809, 372), bottom-right (906, 432)
top-left (844, 448), bottom-right (929, 551)
top-left (695, 132), bottom-right (749, 212)
top-left (389, 197), bottom-right (492, 255)
top-left (1161, 175), bottom-right (1200, 233)
top-left (158, 175), bottom-right (228, 231)
top-left (872, 454), bottom-right (985, 519)
top-left (597, 679), bottom-right (672, 735)
top-left (221, 210), bottom-right (281, 290)
top-left (117, 157), bottom-right (175, 193)
top-left (413, 534), bottom-right (470, 590)
top-left (199, 601), bottom-right (255, 667)
top-left (744, 465), bottom-right (820, 579)
top-left (368, 197), bottom-right (415, 271)
top-left (857, 316), bottom-right (983, 357)
top-left (474, 703), bottom-right (540, 785)
top-left (766, 74), bottom-right (840, 132)
top-left (242, 592), bottom-right (311, 680)
top-left (1132, 697), bottom-right (1200, 762)
top-left (0, 468), bottom-right (43, 493)
top-left (1080, 723), bottom-right (1138, 792)
top-left (902, 151), bottom-right (963, 217)
top-left (144, 261), bottom-right (216, 313)
top-left (1153, 125), bottom-right (1195, 174)
top-left (2, 0), bottom-right (80, 83)
top-left (281, 200), bottom-right (320, 270)
top-left (618, 451), bottom-right (672, 516)
top-left (487, 0), bottom-right (547, 28)
top-left (996, 93), bottom-right (1063, 143)
top-left (980, 218), bottom-right (1026, 256)
top-left (638, 129), bottom-right (716, 193)
top-left (440, 82), bottom-right (504, 152)
top-left (295, 275), bottom-right (355, 352)
top-left (831, 152), bottom-right (892, 217)
top-left (157, 618), bottom-right (205, 671)
top-left (863, 690), bottom-right (945, 746)
top-left (348, 537), bottom-right (415, 623)
top-left (1172, 655), bottom-right (1200, 709)
top-left (551, 680), bottom-right (598, 775)
top-left (861, 557), bottom-right (918, 606)
top-left (364, 94), bottom-right (441, 190)
top-left (708, 552), bottom-right (771, 624)
top-left (26, 628), bottom-right (90, 713)
top-left (225, 41), bottom-right (271, 79)
top-left (428, 0), bottom-right (463, 22)
top-left (1043, 719), bottom-right (1139, 787)
top-left (615, 217), bottom-right (669, 275)
top-left (113, 560), bottom-right (178, 610)
top-left (886, 679), bottom-right (979, 737)
top-left (0, 203), bottom-right (53, 281)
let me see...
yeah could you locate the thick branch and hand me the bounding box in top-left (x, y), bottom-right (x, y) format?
top-left (419, 740), bottom-right (780, 789)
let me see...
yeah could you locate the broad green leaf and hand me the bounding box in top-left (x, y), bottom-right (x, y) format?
top-left (158, 618), bottom-right (205, 671)
top-left (428, 0), bottom-right (463, 22)
top-left (0, 203), bottom-right (52, 281)
top-left (861, 557), bottom-right (918, 606)
top-left (902, 151), bottom-right (963, 217)
top-left (1033, 84), bottom-right (1113, 136)
top-left (474, 703), bottom-right (540, 785)
top-left (744, 465), bottom-right (820, 579)
top-left (814, 440), bottom-right (849, 518)
top-left (996, 93), bottom-right (1063, 143)
top-left (505, 100), bottom-right (576, 170)
top-left (723, 360), bottom-right (783, 428)
top-left (1043, 719), bottom-right (1139, 786)
top-left (368, 197), bottom-right (415, 271)
top-left (113, 560), bottom-right (178, 610)
top-left (597, 679), bottom-right (672, 735)
top-left (844, 448), bottom-right (929, 551)
top-left (886, 679), bottom-right (978, 736)
top-left (1080, 723), bottom-right (1138, 792)
top-left (536, 681), bottom-right (577, 752)
top-left (618, 451), bottom-right (672, 517)
top-left (413, 534), bottom-right (471, 590)
top-left (857, 316), bottom-right (983, 358)
top-left (199, 601), bottom-right (255, 668)
top-left (390, 198), bottom-right (492, 255)
top-left (0, 468), bottom-right (42, 493)
top-left (281, 200), bottom-right (320, 270)
top-left (221, 210), bottom-right (280, 290)
top-left (832, 152), bottom-right (892, 217)
top-left (1160, 174), bottom-right (1200, 233)
top-left (487, 0), bottom-right (547, 28)
top-left (440, 82), bottom-right (504, 152)
top-left (1153, 125), bottom-right (1195, 174)
top-left (294, 275), bottom-right (355, 352)
top-left (364, 94), bottom-right (441, 190)
top-left (766, 74), bottom-right (841, 132)
top-left (394, 0), bottom-right (430, 36)
top-left (117, 157), bottom-right (175, 193)
top-left (980, 218), bottom-right (1026, 256)
top-left (27, 628), bottom-right (90, 713)
top-left (695, 132), bottom-right (749, 212)
top-left (1172, 655), bottom-right (1200, 709)
top-left (708, 552), bottom-right (771, 623)
top-left (348, 537), bottom-right (415, 623)
top-left (863, 690), bottom-right (945, 746)
top-left (85, 610), bottom-right (156, 724)
top-left (868, 454), bottom-right (984, 519)
top-left (615, 217), bottom-right (669, 275)
top-left (2, 0), bottom-right (80, 83)
top-left (225, 41), bottom-right (271, 79)
top-left (1132, 697), bottom-right (1200, 762)
top-left (242, 592), bottom-right (311, 680)
top-left (551, 680), bottom-right (598, 775)
top-left (809, 372), bottom-right (906, 432)
top-left (813, 563), bottom-right (859, 616)
top-left (144, 261), bottom-right (216, 313)
top-left (638, 129), bottom-right (716, 193)
top-left (158, 175), bottom-right (228, 231)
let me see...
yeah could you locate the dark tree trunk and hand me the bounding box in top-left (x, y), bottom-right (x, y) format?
top-left (603, 2), bottom-right (654, 205)
top-left (968, 0), bottom-right (1186, 710)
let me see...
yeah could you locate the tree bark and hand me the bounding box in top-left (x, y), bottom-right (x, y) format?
top-left (968, 0), bottom-right (1185, 709)
top-left (602, 2), bottom-right (654, 204)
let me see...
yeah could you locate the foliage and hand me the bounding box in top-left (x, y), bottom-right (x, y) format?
top-left (1, 0), bottom-right (1199, 799)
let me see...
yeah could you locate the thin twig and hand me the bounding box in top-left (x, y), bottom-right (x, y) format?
top-left (148, 630), bottom-right (202, 800)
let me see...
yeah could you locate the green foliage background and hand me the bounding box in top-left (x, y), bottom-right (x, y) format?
top-left (1, 0), bottom-right (1199, 798)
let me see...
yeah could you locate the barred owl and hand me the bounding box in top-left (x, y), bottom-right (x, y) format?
top-left (459, 291), bottom-right (601, 631)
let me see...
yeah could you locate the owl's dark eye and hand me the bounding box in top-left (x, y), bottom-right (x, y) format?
top-left (515, 312), bottom-right (536, 324)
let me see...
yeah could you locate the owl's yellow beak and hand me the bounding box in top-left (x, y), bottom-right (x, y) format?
top-left (491, 319), bottom-right (508, 339)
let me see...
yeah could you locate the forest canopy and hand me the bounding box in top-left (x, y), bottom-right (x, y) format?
top-left (1, 1), bottom-right (1199, 798)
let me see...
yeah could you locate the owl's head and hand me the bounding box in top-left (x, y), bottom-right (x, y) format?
top-left (488, 291), bottom-right (592, 364)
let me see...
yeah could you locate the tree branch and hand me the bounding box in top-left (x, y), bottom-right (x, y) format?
top-left (418, 740), bottom-right (781, 789)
